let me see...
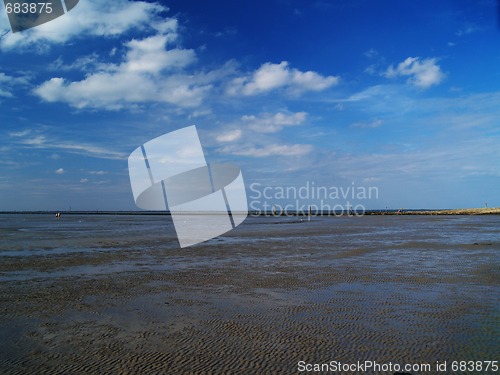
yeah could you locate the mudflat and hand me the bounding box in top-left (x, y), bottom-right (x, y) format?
top-left (0, 214), bottom-right (498, 374)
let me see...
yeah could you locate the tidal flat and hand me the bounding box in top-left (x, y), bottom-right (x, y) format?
top-left (0, 214), bottom-right (498, 374)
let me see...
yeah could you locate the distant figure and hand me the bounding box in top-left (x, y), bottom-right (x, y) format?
top-left (272, 204), bottom-right (277, 216)
top-left (485, 202), bottom-right (488, 208)
top-left (55, 212), bottom-right (61, 219)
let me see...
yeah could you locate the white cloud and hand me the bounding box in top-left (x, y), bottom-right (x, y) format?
top-left (242, 111), bottom-right (307, 133)
top-left (216, 129), bottom-right (242, 142)
top-left (220, 143), bottom-right (313, 157)
top-left (385, 57), bottom-right (445, 89)
top-left (227, 61), bottom-right (339, 96)
top-left (35, 73), bottom-right (207, 110)
top-left (213, 111), bottom-right (308, 152)
top-left (212, 110), bottom-right (312, 160)
top-left (33, 26), bottom-right (207, 110)
top-left (124, 34), bottom-right (196, 74)
top-left (20, 3), bottom-right (338, 110)
top-left (0, 0), bottom-right (166, 50)
top-left (55, 168), bottom-right (65, 174)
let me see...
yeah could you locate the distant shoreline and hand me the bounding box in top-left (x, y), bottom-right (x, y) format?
top-left (1, 208), bottom-right (499, 215)
top-left (380, 207), bottom-right (500, 215)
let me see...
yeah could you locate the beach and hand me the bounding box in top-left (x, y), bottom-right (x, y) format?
top-left (0, 214), bottom-right (498, 374)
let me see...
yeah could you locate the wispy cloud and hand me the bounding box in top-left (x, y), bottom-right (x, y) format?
top-left (12, 131), bottom-right (126, 160)
top-left (0, 72), bottom-right (30, 98)
top-left (88, 170), bottom-right (108, 175)
top-left (456, 23), bottom-right (482, 37)
top-left (242, 111), bottom-right (307, 133)
top-left (363, 48), bottom-right (379, 58)
top-left (331, 84), bottom-right (417, 116)
top-left (8, 129), bottom-right (31, 137)
top-left (337, 137), bottom-right (500, 180)
top-left (385, 57), bottom-right (445, 89)
top-left (350, 119), bottom-right (383, 128)
top-left (226, 61), bottom-right (339, 96)
top-left (48, 53), bottom-right (103, 73)
top-left (53, 142), bottom-right (126, 159)
top-left (220, 143), bottom-right (313, 157)
top-left (22, 135), bottom-right (47, 146)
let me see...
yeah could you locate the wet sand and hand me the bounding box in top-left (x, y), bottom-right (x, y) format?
top-left (0, 215), bottom-right (498, 374)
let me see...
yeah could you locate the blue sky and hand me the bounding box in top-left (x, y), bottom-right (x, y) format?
top-left (0, 0), bottom-right (499, 211)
